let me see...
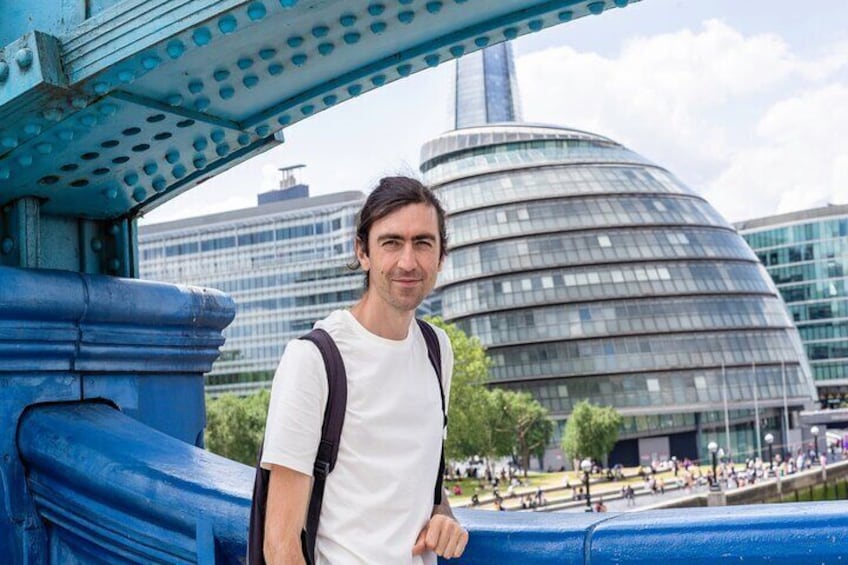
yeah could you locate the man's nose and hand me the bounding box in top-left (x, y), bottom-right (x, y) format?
top-left (397, 242), bottom-right (416, 269)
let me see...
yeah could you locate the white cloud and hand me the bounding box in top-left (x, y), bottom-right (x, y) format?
top-left (705, 84), bottom-right (848, 220)
top-left (517, 19), bottom-right (848, 221)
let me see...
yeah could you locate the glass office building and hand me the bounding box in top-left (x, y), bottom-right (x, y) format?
top-left (422, 122), bottom-right (817, 465)
top-left (452, 42), bottom-right (522, 129)
top-left (139, 178), bottom-right (364, 395)
top-left (738, 205), bottom-right (848, 409)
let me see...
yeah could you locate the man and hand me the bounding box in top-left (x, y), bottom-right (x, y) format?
top-left (261, 177), bottom-right (468, 564)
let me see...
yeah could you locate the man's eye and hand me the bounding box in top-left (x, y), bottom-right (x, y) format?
top-left (416, 240), bottom-right (433, 248)
top-left (383, 240), bottom-right (401, 247)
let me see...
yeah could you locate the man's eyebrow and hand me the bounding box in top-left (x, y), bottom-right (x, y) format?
top-left (376, 233), bottom-right (437, 242)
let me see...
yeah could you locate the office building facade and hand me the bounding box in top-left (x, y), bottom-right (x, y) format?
top-left (425, 46), bottom-right (816, 465)
top-left (428, 47), bottom-right (819, 463)
top-left (738, 205), bottom-right (848, 409)
top-left (139, 181), bottom-right (364, 395)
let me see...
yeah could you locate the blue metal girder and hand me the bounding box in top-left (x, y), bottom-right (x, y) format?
top-left (17, 403), bottom-right (848, 564)
top-left (0, 0), bottom-right (638, 224)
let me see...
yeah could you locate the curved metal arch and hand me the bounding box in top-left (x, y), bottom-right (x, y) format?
top-left (0, 0), bottom-right (639, 221)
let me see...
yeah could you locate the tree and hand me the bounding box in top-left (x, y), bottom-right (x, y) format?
top-left (205, 389), bottom-right (270, 465)
top-left (507, 391), bottom-right (554, 476)
top-left (425, 317), bottom-right (494, 462)
top-left (561, 400), bottom-right (622, 465)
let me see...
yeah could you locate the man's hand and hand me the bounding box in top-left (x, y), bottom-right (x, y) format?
top-left (412, 514), bottom-right (469, 559)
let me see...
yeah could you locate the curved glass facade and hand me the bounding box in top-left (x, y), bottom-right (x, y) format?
top-left (738, 205), bottom-right (848, 408)
top-left (423, 124), bottom-right (817, 465)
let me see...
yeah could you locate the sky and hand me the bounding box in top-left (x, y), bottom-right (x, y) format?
top-left (142, 0), bottom-right (848, 226)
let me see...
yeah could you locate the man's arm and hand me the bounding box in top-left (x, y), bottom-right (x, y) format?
top-left (264, 464), bottom-right (312, 565)
top-left (412, 496), bottom-right (469, 559)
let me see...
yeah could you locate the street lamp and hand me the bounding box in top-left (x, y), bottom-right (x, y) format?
top-left (764, 433), bottom-right (774, 475)
top-left (708, 441), bottom-right (719, 491)
top-left (581, 458), bottom-right (592, 510)
top-left (810, 426), bottom-right (820, 461)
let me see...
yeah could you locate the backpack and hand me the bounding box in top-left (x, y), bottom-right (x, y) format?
top-left (247, 319), bottom-right (445, 565)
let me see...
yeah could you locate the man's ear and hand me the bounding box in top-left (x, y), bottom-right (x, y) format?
top-left (355, 238), bottom-right (370, 272)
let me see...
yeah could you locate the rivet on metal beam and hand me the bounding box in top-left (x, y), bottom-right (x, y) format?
top-left (368, 3), bottom-right (385, 16)
top-left (132, 187), bottom-right (146, 202)
top-left (587, 1), bottom-right (606, 15)
top-left (142, 55), bottom-right (161, 70)
top-left (167, 41), bottom-right (186, 59)
top-left (1, 238), bottom-right (14, 255)
top-left (109, 258), bottom-right (121, 271)
top-left (15, 48), bottom-right (33, 70)
top-left (248, 3), bottom-right (267, 21)
top-left (193, 28), bottom-right (213, 46)
top-left (90, 238), bottom-right (103, 252)
top-left (43, 107), bottom-right (63, 121)
top-left (425, 54), bottom-right (440, 67)
top-left (218, 15), bottom-right (238, 34)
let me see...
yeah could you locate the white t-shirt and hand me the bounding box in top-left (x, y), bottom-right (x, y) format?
top-left (261, 310), bottom-right (453, 565)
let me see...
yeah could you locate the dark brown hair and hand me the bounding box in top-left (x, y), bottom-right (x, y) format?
top-left (351, 176), bottom-right (448, 288)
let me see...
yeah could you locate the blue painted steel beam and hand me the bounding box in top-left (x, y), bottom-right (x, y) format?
top-left (17, 402), bottom-right (848, 564)
top-left (0, 0), bottom-right (639, 225)
top-left (0, 266), bottom-right (235, 561)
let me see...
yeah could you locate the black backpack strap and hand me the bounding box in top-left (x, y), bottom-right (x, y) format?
top-left (416, 319), bottom-right (446, 506)
top-left (299, 328), bottom-right (347, 565)
top-left (247, 441), bottom-right (270, 565)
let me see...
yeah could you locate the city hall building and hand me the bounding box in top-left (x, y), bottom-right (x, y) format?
top-left (737, 205), bottom-right (848, 409)
top-left (428, 44), bottom-right (817, 466)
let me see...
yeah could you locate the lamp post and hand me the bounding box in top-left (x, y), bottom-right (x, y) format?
top-left (764, 433), bottom-right (774, 476)
top-left (811, 426), bottom-right (820, 461)
top-left (708, 441), bottom-right (719, 491)
top-left (581, 458), bottom-right (592, 510)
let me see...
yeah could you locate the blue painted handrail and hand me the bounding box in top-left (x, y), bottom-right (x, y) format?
top-left (18, 402), bottom-right (252, 564)
top-left (17, 402), bottom-right (848, 564)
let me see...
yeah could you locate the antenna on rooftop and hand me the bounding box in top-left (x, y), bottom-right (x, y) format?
top-left (278, 164), bottom-right (306, 189)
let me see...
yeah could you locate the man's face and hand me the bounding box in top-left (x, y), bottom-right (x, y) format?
top-left (356, 202), bottom-right (443, 315)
